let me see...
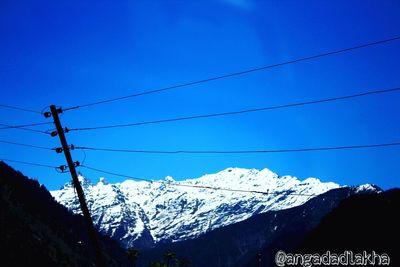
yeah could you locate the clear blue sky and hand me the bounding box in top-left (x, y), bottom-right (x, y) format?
top-left (1, 0), bottom-right (399, 190)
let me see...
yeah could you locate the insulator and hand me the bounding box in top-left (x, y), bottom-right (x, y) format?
top-left (57, 165), bottom-right (67, 172)
top-left (43, 111), bottom-right (52, 118)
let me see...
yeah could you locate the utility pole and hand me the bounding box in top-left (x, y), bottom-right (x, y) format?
top-left (256, 252), bottom-right (261, 267)
top-left (47, 105), bottom-right (106, 267)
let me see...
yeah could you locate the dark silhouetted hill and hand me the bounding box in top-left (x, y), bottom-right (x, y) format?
top-left (0, 161), bottom-right (129, 267)
top-left (294, 188), bottom-right (400, 266)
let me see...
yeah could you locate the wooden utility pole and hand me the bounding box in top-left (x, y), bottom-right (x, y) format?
top-left (256, 252), bottom-right (262, 267)
top-left (49, 105), bottom-right (106, 267)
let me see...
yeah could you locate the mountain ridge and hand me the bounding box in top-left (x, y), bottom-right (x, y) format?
top-left (51, 166), bottom-right (375, 249)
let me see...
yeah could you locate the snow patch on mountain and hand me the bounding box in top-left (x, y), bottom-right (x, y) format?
top-left (355, 183), bottom-right (382, 193)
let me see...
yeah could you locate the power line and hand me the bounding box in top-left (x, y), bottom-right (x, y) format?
top-left (75, 141), bottom-right (400, 154)
top-left (69, 87), bottom-right (400, 132)
top-left (81, 165), bottom-right (317, 196)
top-left (0, 139), bottom-right (54, 151)
top-left (0, 123), bottom-right (49, 134)
top-left (0, 122), bottom-right (52, 132)
top-left (0, 121), bottom-right (52, 129)
top-left (63, 35), bottom-right (400, 112)
top-left (0, 103), bottom-right (42, 114)
top-left (0, 158), bottom-right (57, 169)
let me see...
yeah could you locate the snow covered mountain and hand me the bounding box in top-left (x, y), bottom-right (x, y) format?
top-left (50, 167), bottom-right (371, 249)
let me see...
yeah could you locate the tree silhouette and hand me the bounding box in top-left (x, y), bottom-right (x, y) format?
top-left (127, 248), bottom-right (140, 267)
top-left (147, 250), bottom-right (191, 267)
top-left (176, 257), bottom-right (191, 267)
top-left (163, 251), bottom-right (176, 267)
top-left (148, 262), bottom-right (167, 267)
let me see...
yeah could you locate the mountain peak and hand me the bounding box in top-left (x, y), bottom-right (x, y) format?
top-left (355, 183), bottom-right (382, 193)
top-left (301, 177), bottom-right (322, 184)
top-left (78, 175), bottom-right (92, 187)
top-left (61, 175), bottom-right (92, 190)
top-left (164, 176), bottom-right (175, 183)
top-left (98, 177), bottom-right (108, 185)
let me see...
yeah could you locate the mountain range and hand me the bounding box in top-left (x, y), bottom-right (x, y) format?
top-left (50, 167), bottom-right (374, 250)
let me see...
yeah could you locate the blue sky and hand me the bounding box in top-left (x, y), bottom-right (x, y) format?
top-left (1, 0), bottom-right (399, 190)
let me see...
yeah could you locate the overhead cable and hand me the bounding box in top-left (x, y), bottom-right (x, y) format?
top-left (0, 103), bottom-right (42, 114)
top-left (0, 139), bottom-right (54, 151)
top-left (69, 87), bottom-right (400, 132)
top-left (0, 123), bottom-right (49, 134)
top-left (63, 36), bottom-right (400, 111)
top-left (75, 141), bottom-right (400, 154)
top-left (0, 122), bottom-right (52, 133)
top-left (0, 158), bottom-right (58, 169)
